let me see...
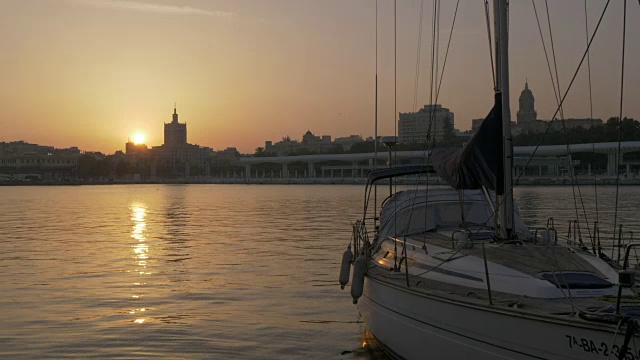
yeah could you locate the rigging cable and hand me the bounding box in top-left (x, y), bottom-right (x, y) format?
top-left (400, 0), bottom-right (452, 236)
top-left (425, 0), bottom-right (459, 225)
top-left (428, 0), bottom-right (437, 109)
top-left (411, 0), bottom-right (427, 249)
top-left (584, 0), bottom-right (600, 233)
top-left (484, 0), bottom-right (496, 90)
top-left (423, 0), bottom-right (457, 224)
top-left (374, 0), bottom-right (378, 232)
top-left (393, 0), bottom-right (398, 271)
top-left (531, 1), bottom-right (560, 114)
top-left (435, 0), bottom-right (459, 99)
top-left (543, 0), bottom-right (593, 248)
top-left (408, 0), bottom-right (427, 247)
top-left (422, 0), bottom-right (444, 232)
top-left (422, 0), bottom-right (439, 234)
top-left (612, 0), bottom-right (627, 258)
top-left (394, 0), bottom-right (398, 195)
top-left (544, 1), bottom-right (565, 120)
top-left (480, 0), bottom-right (611, 244)
top-left (406, 1), bottom-right (614, 318)
top-left (413, 0), bottom-right (426, 112)
top-left (393, 0), bottom-right (458, 244)
top-left (434, 0), bottom-right (440, 109)
top-left (513, 0), bottom-right (611, 203)
top-left (529, 0), bottom-right (615, 251)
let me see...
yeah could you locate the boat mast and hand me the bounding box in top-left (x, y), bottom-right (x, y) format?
top-left (374, 0), bottom-right (378, 231)
top-left (494, 0), bottom-right (514, 238)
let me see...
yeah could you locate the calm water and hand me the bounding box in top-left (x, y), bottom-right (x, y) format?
top-left (1, 184), bottom-right (639, 359)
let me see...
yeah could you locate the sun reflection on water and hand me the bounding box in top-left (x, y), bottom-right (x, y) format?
top-left (130, 203), bottom-right (149, 324)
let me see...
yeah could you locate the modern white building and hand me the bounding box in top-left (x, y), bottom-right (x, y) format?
top-left (398, 104), bottom-right (454, 143)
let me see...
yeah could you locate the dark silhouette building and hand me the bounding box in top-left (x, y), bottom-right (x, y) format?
top-left (151, 105), bottom-right (213, 177)
top-left (164, 105), bottom-right (187, 146)
top-left (517, 80), bottom-right (537, 125)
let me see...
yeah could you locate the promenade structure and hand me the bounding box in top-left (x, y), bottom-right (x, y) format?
top-left (238, 142), bottom-right (640, 180)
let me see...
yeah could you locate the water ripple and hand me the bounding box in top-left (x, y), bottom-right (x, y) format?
top-left (1, 184), bottom-right (636, 359)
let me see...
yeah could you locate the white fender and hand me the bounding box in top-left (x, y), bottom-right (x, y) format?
top-left (351, 252), bottom-right (367, 304)
top-left (339, 244), bottom-right (353, 289)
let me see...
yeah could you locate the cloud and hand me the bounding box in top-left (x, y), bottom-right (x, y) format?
top-left (72, 0), bottom-right (234, 18)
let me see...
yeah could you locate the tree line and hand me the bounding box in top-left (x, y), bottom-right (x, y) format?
top-left (253, 117), bottom-right (639, 156)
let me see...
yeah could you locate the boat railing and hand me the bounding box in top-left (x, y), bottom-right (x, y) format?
top-left (615, 243), bottom-right (640, 314)
top-left (566, 220), bottom-right (585, 247)
top-left (352, 220), bottom-right (372, 258)
top-left (610, 227), bottom-right (640, 269)
top-left (546, 217), bottom-right (555, 229)
top-left (533, 227), bottom-right (558, 245)
top-left (556, 219), bottom-right (640, 270)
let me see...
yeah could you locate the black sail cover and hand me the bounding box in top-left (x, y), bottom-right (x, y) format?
top-left (431, 93), bottom-right (503, 190)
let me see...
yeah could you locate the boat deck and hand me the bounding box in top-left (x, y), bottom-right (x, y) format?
top-left (407, 232), bottom-right (606, 277)
top-left (367, 231), bottom-right (639, 324)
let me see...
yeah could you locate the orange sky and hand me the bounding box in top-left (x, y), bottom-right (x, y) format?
top-left (2, 0), bottom-right (639, 153)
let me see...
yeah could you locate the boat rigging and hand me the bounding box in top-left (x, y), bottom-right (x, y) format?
top-left (338, 1), bottom-right (640, 359)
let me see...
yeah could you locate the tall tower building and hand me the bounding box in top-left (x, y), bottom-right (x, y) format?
top-left (517, 80), bottom-right (537, 124)
top-left (164, 105), bottom-right (187, 146)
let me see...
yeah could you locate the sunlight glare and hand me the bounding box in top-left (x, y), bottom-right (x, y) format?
top-left (132, 133), bottom-right (146, 145)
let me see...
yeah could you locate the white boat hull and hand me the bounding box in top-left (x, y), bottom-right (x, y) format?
top-left (360, 276), bottom-right (639, 360)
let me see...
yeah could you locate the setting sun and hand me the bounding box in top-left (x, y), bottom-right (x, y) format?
top-left (132, 133), bottom-right (146, 145)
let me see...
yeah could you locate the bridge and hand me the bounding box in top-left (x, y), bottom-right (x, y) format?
top-left (236, 142), bottom-right (640, 179)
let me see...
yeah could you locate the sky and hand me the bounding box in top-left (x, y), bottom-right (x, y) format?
top-left (1, 0), bottom-right (639, 154)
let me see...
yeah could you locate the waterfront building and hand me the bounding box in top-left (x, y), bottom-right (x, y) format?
top-left (334, 135), bottom-right (364, 151)
top-left (0, 141), bottom-right (80, 180)
top-left (150, 106), bottom-right (213, 177)
top-left (473, 82), bottom-right (603, 134)
top-left (265, 130), bottom-right (341, 156)
top-left (84, 151), bottom-right (106, 160)
top-left (547, 118), bottom-right (604, 131)
top-left (264, 136), bottom-right (301, 156)
top-left (398, 104), bottom-right (454, 143)
top-left (125, 142), bottom-right (148, 155)
top-left (301, 131), bottom-right (337, 153)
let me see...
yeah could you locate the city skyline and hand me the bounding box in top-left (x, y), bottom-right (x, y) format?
top-left (2, 0), bottom-right (639, 153)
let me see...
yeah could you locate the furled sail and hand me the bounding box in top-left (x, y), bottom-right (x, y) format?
top-left (431, 93), bottom-right (503, 190)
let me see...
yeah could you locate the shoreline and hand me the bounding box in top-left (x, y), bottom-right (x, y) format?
top-left (2, 177), bottom-right (640, 186)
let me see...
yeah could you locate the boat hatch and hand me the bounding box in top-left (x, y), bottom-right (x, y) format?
top-left (541, 272), bottom-right (613, 289)
top-left (468, 230), bottom-right (494, 241)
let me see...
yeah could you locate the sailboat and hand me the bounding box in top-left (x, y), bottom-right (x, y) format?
top-left (340, 1), bottom-right (640, 359)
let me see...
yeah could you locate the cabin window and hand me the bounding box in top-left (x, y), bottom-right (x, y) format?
top-left (541, 272), bottom-right (613, 289)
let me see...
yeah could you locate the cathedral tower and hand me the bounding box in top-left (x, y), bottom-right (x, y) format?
top-left (516, 80), bottom-right (537, 124)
